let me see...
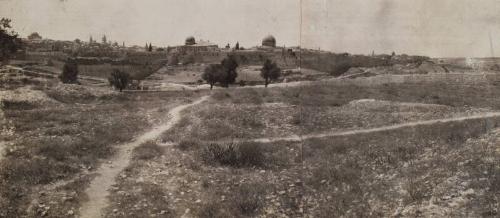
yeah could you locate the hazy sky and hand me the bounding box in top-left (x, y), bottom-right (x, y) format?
top-left (1, 0), bottom-right (500, 57)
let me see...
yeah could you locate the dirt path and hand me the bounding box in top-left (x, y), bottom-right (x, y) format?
top-left (213, 112), bottom-right (500, 144)
top-left (78, 96), bottom-right (209, 218)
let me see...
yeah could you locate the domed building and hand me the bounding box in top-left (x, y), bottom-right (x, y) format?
top-left (262, 35), bottom-right (276, 47)
top-left (168, 36), bottom-right (219, 55)
top-left (185, 36), bottom-right (196, 45)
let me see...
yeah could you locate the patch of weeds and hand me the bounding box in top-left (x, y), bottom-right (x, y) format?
top-left (200, 142), bottom-right (265, 167)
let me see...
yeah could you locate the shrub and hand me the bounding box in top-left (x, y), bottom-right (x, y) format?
top-left (59, 59), bottom-right (79, 84)
top-left (201, 143), bottom-right (238, 166)
top-left (200, 142), bottom-right (265, 167)
top-left (133, 141), bottom-right (164, 160)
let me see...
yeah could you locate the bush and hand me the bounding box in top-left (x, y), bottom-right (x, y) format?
top-left (59, 59), bottom-right (79, 84)
top-left (133, 141), bottom-right (164, 160)
top-left (201, 143), bottom-right (238, 166)
top-left (200, 142), bottom-right (265, 167)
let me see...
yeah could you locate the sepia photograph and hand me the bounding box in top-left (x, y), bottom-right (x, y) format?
top-left (0, 0), bottom-right (499, 217)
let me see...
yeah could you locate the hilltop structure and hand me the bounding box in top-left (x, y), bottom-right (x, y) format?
top-left (262, 35), bottom-right (276, 47)
top-left (167, 36), bottom-right (219, 54)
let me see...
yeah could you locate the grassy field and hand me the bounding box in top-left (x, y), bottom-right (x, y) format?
top-left (2, 64), bottom-right (500, 217)
top-left (0, 73), bottom-right (208, 217)
top-left (99, 76), bottom-right (500, 217)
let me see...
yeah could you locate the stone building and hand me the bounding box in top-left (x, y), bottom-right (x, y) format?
top-left (262, 35), bottom-right (277, 47)
top-left (167, 36), bottom-right (219, 54)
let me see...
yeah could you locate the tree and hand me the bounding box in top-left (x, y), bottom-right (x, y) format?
top-left (0, 18), bottom-right (22, 65)
top-left (59, 58), bottom-right (79, 84)
top-left (220, 55), bottom-right (239, 87)
top-left (108, 69), bottom-right (129, 92)
top-left (202, 64), bottom-right (223, 90)
top-left (102, 34), bottom-right (107, 44)
top-left (27, 32), bottom-right (42, 40)
top-left (260, 59), bottom-right (281, 87)
top-left (235, 42), bottom-right (239, 50)
top-left (148, 43), bottom-right (153, 52)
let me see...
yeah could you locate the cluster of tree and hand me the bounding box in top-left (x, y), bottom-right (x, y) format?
top-left (201, 55), bottom-right (239, 89)
top-left (0, 18), bottom-right (22, 65)
top-left (202, 57), bottom-right (282, 89)
top-left (59, 58), bottom-right (79, 84)
top-left (145, 43), bottom-right (153, 52)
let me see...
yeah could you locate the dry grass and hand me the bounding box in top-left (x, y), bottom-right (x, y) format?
top-left (301, 115), bottom-right (500, 217)
top-left (0, 83), bottom-right (196, 217)
top-left (200, 142), bottom-right (265, 168)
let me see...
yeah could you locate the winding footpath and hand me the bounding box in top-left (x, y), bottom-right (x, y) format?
top-left (213, 112), bottom-right (500, 144)
top-left (78, 96), bottom-right (209, 218)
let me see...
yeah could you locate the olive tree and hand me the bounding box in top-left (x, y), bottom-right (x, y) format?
top-left (260, 59), bottom-right (281, 87)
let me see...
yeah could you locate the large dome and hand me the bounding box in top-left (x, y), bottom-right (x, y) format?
top-left (262, 35), bottom-right (276, 47)
top-left (185, 36), bottom-right (196, 45)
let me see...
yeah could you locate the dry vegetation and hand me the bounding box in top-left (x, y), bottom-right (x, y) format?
top-left (101, 75), bottom-right (500, 217)
top-left (2, 61), bottom-right (500, 217)
top-left (0, 72), bottom-right (206, 217)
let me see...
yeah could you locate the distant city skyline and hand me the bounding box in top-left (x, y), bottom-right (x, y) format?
top-left (1, 0), bottom-right (500, 57)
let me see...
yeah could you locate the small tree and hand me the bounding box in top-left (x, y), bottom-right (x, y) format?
top-left (202, 64), bottom-right (223, 90)
top-left (148, 43), bottom-right (153, 52)
top-left (260, 59), bottom-right (281, 87)
top-left (59, 58), bottom-right (79, 84)
top-left (0, 18), bottom-right (22, 65)
top-left (220, 55), bottom-right (238, 88)
top-left (235, 42), bottom-right (239, 50)
top-left (109, 69), bottom-right (129, 92)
